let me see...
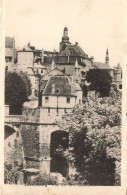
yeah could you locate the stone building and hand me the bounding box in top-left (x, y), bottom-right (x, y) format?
top-left (17, 74), bottom-right (82, 184)
top-left (55, 27), bottom-right (93, 78)
top-left (17, 43), bottom-right (58, 73)
top-left (5, 37), bottom-right (17, 72)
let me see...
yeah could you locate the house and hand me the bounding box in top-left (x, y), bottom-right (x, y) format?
top-left (40, 75), bottom-right (82, 109)
top-left (17, 43), bottom-right (58, 73)
top-left (5, 37), bottom-right (17, 72)
top-left (55, 27), bottom-right (93, 79)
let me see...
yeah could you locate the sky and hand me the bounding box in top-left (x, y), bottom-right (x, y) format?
top-left (5, 0), bottom-right (127, 67)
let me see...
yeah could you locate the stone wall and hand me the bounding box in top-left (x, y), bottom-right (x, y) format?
top-left (21, 124), bottom-right (39, 158)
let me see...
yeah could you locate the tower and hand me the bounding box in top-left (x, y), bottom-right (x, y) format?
top-left (59, 27), bottom-right (71, 52)
top-left (105, 49), bottom-right (109, 64)
top-left (63, 27), bottom-right (68, 37)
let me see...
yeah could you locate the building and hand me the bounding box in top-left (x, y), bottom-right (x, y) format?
top-left (92, 49), bottom-right (122, 90)
top-left (5, 37), bottom-right (17, 72)
top-left (17, 43), bottom-right (58, 73)
top-left (55, 27), bottom-right (93, 78)
top-left (17, 74), bottom-right (82, 183)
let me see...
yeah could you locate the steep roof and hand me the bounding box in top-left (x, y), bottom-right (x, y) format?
top-left (5, 37), bottom-right (14, 48)
top-left (59, 44), bottom-right (88, 58)
top-left (68, 44), bottom-right (87, 57)
top-left (19, 45), bottom-right (33, 51)
top-left (93, 62), bottom-right (113, 70)
top-left (43, 75), bottom-right (73, 96)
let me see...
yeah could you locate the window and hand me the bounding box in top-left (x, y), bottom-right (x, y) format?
top-left (6, 59), bottom-right (9, 63)
top-left (45, 97), bottom-right (49, 103)
top-left (66, 97), bottom-right (70, 103)
top-left (9, 57), bottom-right (12, 62)
top-left (55, 88), bottom-right (60, 94)
top-left (119, 84), bottom-right (122, 89)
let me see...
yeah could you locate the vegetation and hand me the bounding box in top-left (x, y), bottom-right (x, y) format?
top-left (56, 89), bottom-right (121, 185)
top-left (28, 174), bottom-right (58, 186)
top-left (4, 162), bottom-right (23, 184)
top-left (5, 72), bottom-right (32, 114)
top-left (85, 69), bottom-right (112, 97)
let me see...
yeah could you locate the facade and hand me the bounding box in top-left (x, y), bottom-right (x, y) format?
top-left (17, 43), bottom-right (58, 73)
top-left (18, 74), bottom-right (82, 183)
top-left (5, 37), bottom-right (17, 72)
top-left (55, 27), bottom-right (93, 78)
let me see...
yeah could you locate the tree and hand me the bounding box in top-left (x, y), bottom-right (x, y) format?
top-left (85, 69), bottom-right (112, 97)
top-left (5, 72), bottom-right (31, 114)
top-left (20, 72), bottom-right (32, 97)
top-left (4, 162), bottom-right (23, 184)
top-left (56, 90), bottom-right (121, 185)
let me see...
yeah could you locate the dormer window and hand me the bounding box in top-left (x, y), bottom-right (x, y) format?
top-left (45, 97), bottom-right (49, 103)
top-left (66, 97), bottom-right (70, 103)
top-left (55, 88), bottom-right (60, 94)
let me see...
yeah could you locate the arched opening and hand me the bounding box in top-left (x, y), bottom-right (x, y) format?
top-left (4, 125), bottom-right (16, 140)
top-left (50, 130), bottom-right (69, 178)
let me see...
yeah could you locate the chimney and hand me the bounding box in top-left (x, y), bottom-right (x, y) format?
top-left (41, 49), bottom-right (44, 63)
top-left (75, 42), bottom-right (78, 46)
top-left (105, 49), bottom-right (109, 64)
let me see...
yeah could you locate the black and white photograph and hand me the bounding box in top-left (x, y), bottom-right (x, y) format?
top-left (2, 0), bottom-right (127, 191)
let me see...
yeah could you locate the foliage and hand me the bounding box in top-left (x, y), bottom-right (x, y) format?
top-left (4, 162), bottom-right (23, 184)
top-left (5, 72), bottom-right (31, 114)
top-left (56, 90), bottom-right (121, 185)
top-left (85, 68), bottom-right (112, 97)
top-left (20, 72), bottom-right (32, 97)
top-left (29, 174), bottom-right (58, 185)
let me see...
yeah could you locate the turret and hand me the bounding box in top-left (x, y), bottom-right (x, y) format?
top-left (59, 27), bottom-right (71, 52)
top-left (63, 27), bottom-right (68, 37)
top-left (105, 49), bottom-right (109, 64)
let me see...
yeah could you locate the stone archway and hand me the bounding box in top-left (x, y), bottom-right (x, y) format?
top-left (50, 130), bottom-right (69, 178)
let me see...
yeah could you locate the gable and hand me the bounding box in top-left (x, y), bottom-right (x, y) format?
top-left (42, 68), bottom-right (65, 81)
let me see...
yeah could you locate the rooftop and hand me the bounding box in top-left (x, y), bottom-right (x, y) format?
top-left (43, 75), bottom-right (72, 95)
top-left (93, 62), bottom-right (113, 70)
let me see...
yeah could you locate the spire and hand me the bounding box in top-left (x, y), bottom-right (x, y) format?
top-left (64, 27), bottom-right (68, 37)
top-left (105, 48), bottom-right (109, 64)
